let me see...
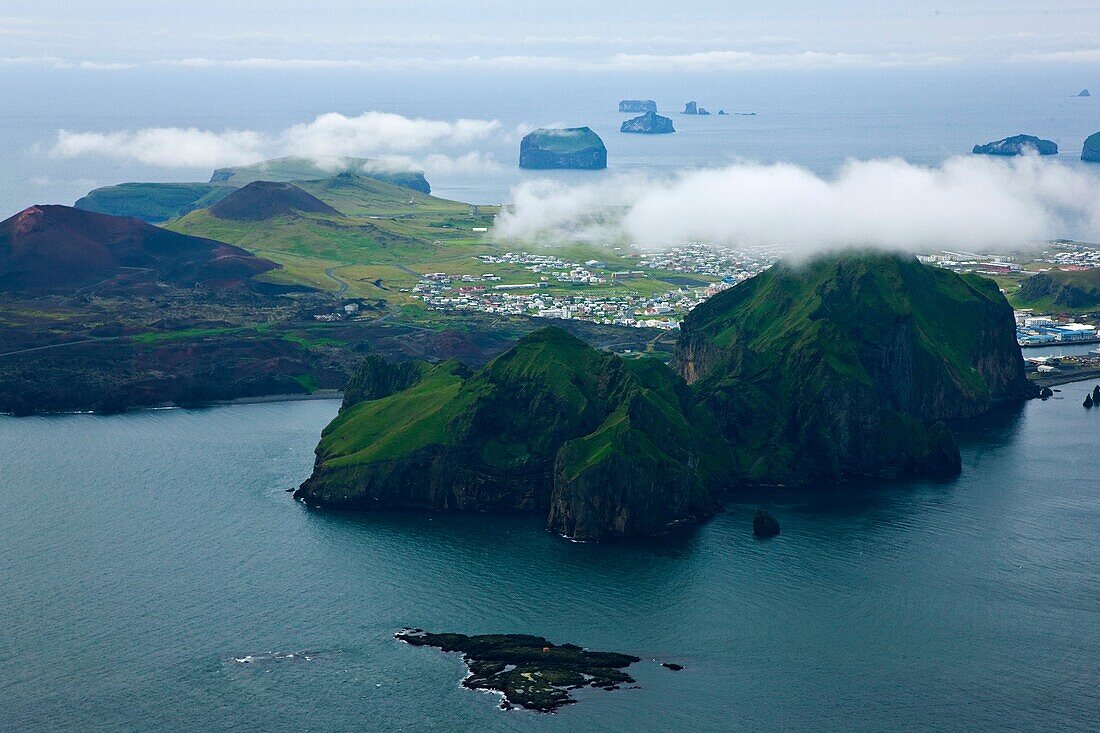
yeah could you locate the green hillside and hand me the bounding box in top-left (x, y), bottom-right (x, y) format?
top-left (1014, 267), bottom-right (1100, 310)
top-left (296, 327), bottom-right (730, 540)
top-left (75, 182), bottom-right (234, 223)
top-left (675, 251), bottom-right (1034, 485)
top-left (210, 156), bottom-right (431, 193)
top-left (165, 173), bottom-right (498, 297)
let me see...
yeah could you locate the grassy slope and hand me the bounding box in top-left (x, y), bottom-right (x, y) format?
top-left (314, 328), bottom-right (728, 483)
top-left (1014, 267), bottom-right (1100, 311)
top-left (526, 128), bottom-right (604, 153)
top-left (210, 156), bottom-right (430, 191)
top-left (686, 252), bottom-right (1011, 482)
top-left (164, 175), bottom-right (501, 296)
top-left (74, 183), bottom-right (234, 223)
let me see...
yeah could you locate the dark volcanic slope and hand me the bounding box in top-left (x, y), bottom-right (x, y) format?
top-left (208, 181), bottom-right (343, 221)
top-left (0, 205), bottom-right (276, 292)
top-left (674, 251), bottom-right (1035, 485)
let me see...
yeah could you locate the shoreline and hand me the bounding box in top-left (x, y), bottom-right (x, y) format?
top-left (208, 390), bottom-right (344, 407)
top-left (0, 390), bottom-right (345, 418)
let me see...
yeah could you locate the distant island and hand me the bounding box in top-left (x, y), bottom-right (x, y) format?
top-left (1083, 132), bottom-right (1100, 162)
top-left (682, 101), bottom-right (711, 115)
top-left (519, 127), bottom-right (607, 170)
top-left (620, 111), bottom-right (675, 134)
top-left (1078, 89), bottom-right (1091, 97)
top-left (296, 252), bottom-right (1035, 536)
top-left (618, 99), bottom-right (657, 113)
top-left (973, 134), bottom-right (1058, 156)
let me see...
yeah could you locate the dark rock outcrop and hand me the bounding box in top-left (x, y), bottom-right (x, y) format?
top-left (620, 111), bottom-right (675, 134)
top-left (339, 355), bottom-right (433, 410)
top-left (674, 251), bottom-right (1036, 486)
top-left (752, 509), bottom-right (780, 537)
top-left (395, 629), bottom-right (640, 713)
top-left (1078, 89), bottom-right (1091, 97)
top-left (296, 328), bottom-right (730, 540)
top-left (619, 99), bottom-right (657, 113)
top-left (519, 128), bottom-right (607, 170)
top-left (1040, 387), bottom-right (1054, 399)
top-left (682, 101), bottom-right (710, 115)
top-left (1093, 385), bottom-right (1099, 402)
top-left (1083, 132), bottom-right (1100, 163)
top-left (1085, 393), bottom-right (1094, 408)
top-left (973, 135), bottom-right (1058, 156)
top-left (0, 205), bottom-right (276, 293)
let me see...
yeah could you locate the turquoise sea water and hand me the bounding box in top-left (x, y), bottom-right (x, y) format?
top-left (2, 386), bottom-right (1098, 732)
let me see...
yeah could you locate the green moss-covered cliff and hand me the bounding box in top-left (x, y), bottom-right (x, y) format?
top-left (295, 328), bottom-right (729, 539)
top-left (673, 251), bottom-right (1035, 485)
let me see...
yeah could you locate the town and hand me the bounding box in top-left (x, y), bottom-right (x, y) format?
top-left (407, 245), bottom-right (777, 329)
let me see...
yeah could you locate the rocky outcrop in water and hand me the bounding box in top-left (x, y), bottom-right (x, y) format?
top-left (619, 99), bottom-right (657, 113)
top-left (519, 128), bottom-right (607, 170)
top-left (673, 251), bottom-right (1036, 486)
top-left (620, 111), bottom-right (675, 134)
top-left (973, 135), bottom-right (1058, 156)
top-left (395, 629), bottom-right (640, 712)
top-left (1077, 89), bottom-right (1091, 97)
top-left (682, 101), bottom-right (710, 115)
top-left (1083, 132), bottom-right (1100, 163)
top-left (753, 509), bottom-right (780, 537)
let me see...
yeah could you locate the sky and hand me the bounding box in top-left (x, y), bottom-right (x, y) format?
top-left (3, 1), bottom-right (1100, 72)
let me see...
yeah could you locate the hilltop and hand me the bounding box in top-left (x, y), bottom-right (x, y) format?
top-left (674, 251), bottom-right (1035, 485)
top-left (73, 157), bottom-right (434, 224)
top-left (207, 181), bottom-right (342, 221)
top-left (211, 156), bottom-right (431, 193)
top-left (295, 327), bottom-right (730, 540)
top-left (1016, 268), bottom-right (1100, 309)
top-left (75, 183), bottom-right (233, 224)
top-left (519, 128), bottom-right (607, 170)
top-left (0, 205), bottom-right (276, 293)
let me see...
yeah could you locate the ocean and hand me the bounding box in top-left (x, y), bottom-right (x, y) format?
top-left (0, 65), bottom-right (1097, 216)
top-left (2, 64), bottom-right (1099, 732)
top-left (1, 386), bottom-right (1098, 732)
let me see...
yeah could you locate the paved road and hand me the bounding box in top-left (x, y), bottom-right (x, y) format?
top-left (0, 337), bottom-right (109, 359)
top-left (325, 267), bottom-right (350, 295)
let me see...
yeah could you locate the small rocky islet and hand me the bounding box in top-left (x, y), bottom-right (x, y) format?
top-left (620, 110), bottom-right (675, 134)
top-left (395, 629), bottom-right (643, 712)
top-left (972, 134), bottom-right (1058, 156)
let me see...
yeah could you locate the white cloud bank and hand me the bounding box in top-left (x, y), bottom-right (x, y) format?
top-left (50, 111), bottom-right (502, 169)
top-left (496, 156), bottom-right (1100, 252)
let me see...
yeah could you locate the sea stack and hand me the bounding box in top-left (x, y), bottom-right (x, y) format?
top-left (620, 111), bottom-right (675, 134)
top-left (973, 135), bottom-right (1058, 156)
top-left (619, 99), bottom-right (657, 113)
top-left (1082, 132), bottom-right (1100, 163)
top-left (519, 127), bottom-right (607, 170)
top-left (683, 101), bottom-right (711, 115)
top-left (1077, 89), bottom-right (1091, 97)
